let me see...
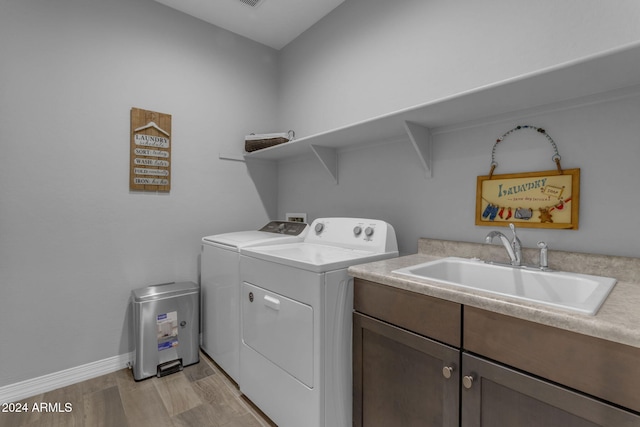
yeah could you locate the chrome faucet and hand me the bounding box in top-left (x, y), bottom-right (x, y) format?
top-left (485, 223), bottom-right (522, 266)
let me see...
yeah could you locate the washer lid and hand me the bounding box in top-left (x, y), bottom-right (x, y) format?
top-left (202, 222), bottom-right (308, 249)
top-left (203, 230), bottom-right (282, 247)
top-left (242, 242), bottom-right (398, 273)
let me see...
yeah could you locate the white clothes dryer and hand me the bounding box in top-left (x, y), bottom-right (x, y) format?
top-left (239, 217), bottom-right (398, 427)
top-left (200, 221), bottom-right (308, 383)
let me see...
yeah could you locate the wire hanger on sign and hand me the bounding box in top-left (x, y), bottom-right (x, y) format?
top-left (134, 121), bottom-right (170, 137)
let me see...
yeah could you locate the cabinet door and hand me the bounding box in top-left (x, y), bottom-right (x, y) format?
top-left (461, 353), bottom-right (640, 427)
top-left (464, 306), bottom-right (640, 413)
top-left (353, 312), bottom-right (460, 427)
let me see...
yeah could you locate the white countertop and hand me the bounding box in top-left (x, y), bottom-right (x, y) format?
top-left (348, 239), bottom-right (640, 349)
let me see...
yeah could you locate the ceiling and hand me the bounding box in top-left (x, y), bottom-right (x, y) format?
top-left (153, 0), bottom-right (345, 50)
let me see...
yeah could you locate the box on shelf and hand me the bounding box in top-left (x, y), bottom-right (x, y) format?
top-left (245, 130), bottom-right (294, 152)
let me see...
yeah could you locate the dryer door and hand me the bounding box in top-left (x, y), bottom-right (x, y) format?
top-left (242, 282), bottom-right (314, 387)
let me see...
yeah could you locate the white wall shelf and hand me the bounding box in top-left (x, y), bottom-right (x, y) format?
top-left (243, 42), bottom-right (640, 182)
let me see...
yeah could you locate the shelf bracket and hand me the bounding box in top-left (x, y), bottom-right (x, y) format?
top-left (310, 145), bottom-right (338, 184)
top-left (404, 121), bottom-right (432, 178)
top-left (219, 153), bottom-right (246, 162)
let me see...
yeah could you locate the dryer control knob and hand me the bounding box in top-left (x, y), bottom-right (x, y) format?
top-left (315, 223), bottom-right (324, 233)
top-left (278, 223), bottom-right (285, 233)
top-left (365, 227), bottom-right (374, 237)
top-left (353, 226), bottom-right (362, 236)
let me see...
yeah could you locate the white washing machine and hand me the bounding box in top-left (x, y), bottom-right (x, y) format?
top-left (200, 221), bottom-right (308, 383)
top-left (239, 217), bottom-right (398, 427)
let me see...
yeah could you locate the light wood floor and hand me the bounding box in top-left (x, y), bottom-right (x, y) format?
top-left (1, 352), bottom-right (276, 427)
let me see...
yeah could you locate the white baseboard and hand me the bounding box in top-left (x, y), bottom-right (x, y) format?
top-left (0, 352), bottom-right (132, 404)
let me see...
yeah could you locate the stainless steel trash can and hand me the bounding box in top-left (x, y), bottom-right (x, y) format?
top-left (131, 281), bottom-right (199, 380)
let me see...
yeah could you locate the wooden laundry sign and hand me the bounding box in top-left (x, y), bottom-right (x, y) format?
top-left (475, 125), bottom-right (580, 229)
top-left (130, 107), bottom-right (171, 192)
top-left (476, 169), bottom-right (580, 229)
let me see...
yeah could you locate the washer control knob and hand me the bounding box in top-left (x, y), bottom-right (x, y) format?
top-left (315, 223), bottom-right (324, 233)
top-left (364, 227), bottom-right (374, 237)
top-left (278, 223), bottom-right (285, 232)
top-left (353, 226), bottom-right (362, 236)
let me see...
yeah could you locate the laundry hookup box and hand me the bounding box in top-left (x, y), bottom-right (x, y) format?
top-left (130, 281), bottom-right (200, 380)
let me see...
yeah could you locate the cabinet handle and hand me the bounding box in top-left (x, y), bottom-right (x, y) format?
top-left (442, 366), bottom-right (455, 379)
top-left (463, 375), bottom-right (475, 389)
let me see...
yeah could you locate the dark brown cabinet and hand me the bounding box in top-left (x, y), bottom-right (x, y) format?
top-left (353, 279), bottom-right (462, 427)
top-left (463, 306), bottom-right (640, 415)
top-left (353, 278), bottom-right (640, 427)
top-left (353, 312), bottom-right (460, 427)
top-left (461, 353), bottom-right (640, 427)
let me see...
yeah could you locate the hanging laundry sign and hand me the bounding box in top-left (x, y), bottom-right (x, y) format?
top-left (475, 126), bottom-right (580, 229)
top-left (130, 107), bottom-right (172, 192)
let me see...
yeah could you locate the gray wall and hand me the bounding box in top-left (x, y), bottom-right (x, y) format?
top-left (277, 96), bottom-right (640, 257)
top-left (278, 0), bottom-right (640, 135)
top-left (2, 0), bottom-right (640, 390)
top-left (276, 0), bottom-right (640, 258)
top-left (0, 0), bottom-right (278, 387)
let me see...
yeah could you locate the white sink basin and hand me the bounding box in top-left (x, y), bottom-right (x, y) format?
top-left (393, 257), bottom-right (616, 315)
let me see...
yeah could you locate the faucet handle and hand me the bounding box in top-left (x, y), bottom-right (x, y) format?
top-left (509, 223), bottom-right (521, 246)
top-left (537, 241), bottom-right (549, 270)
